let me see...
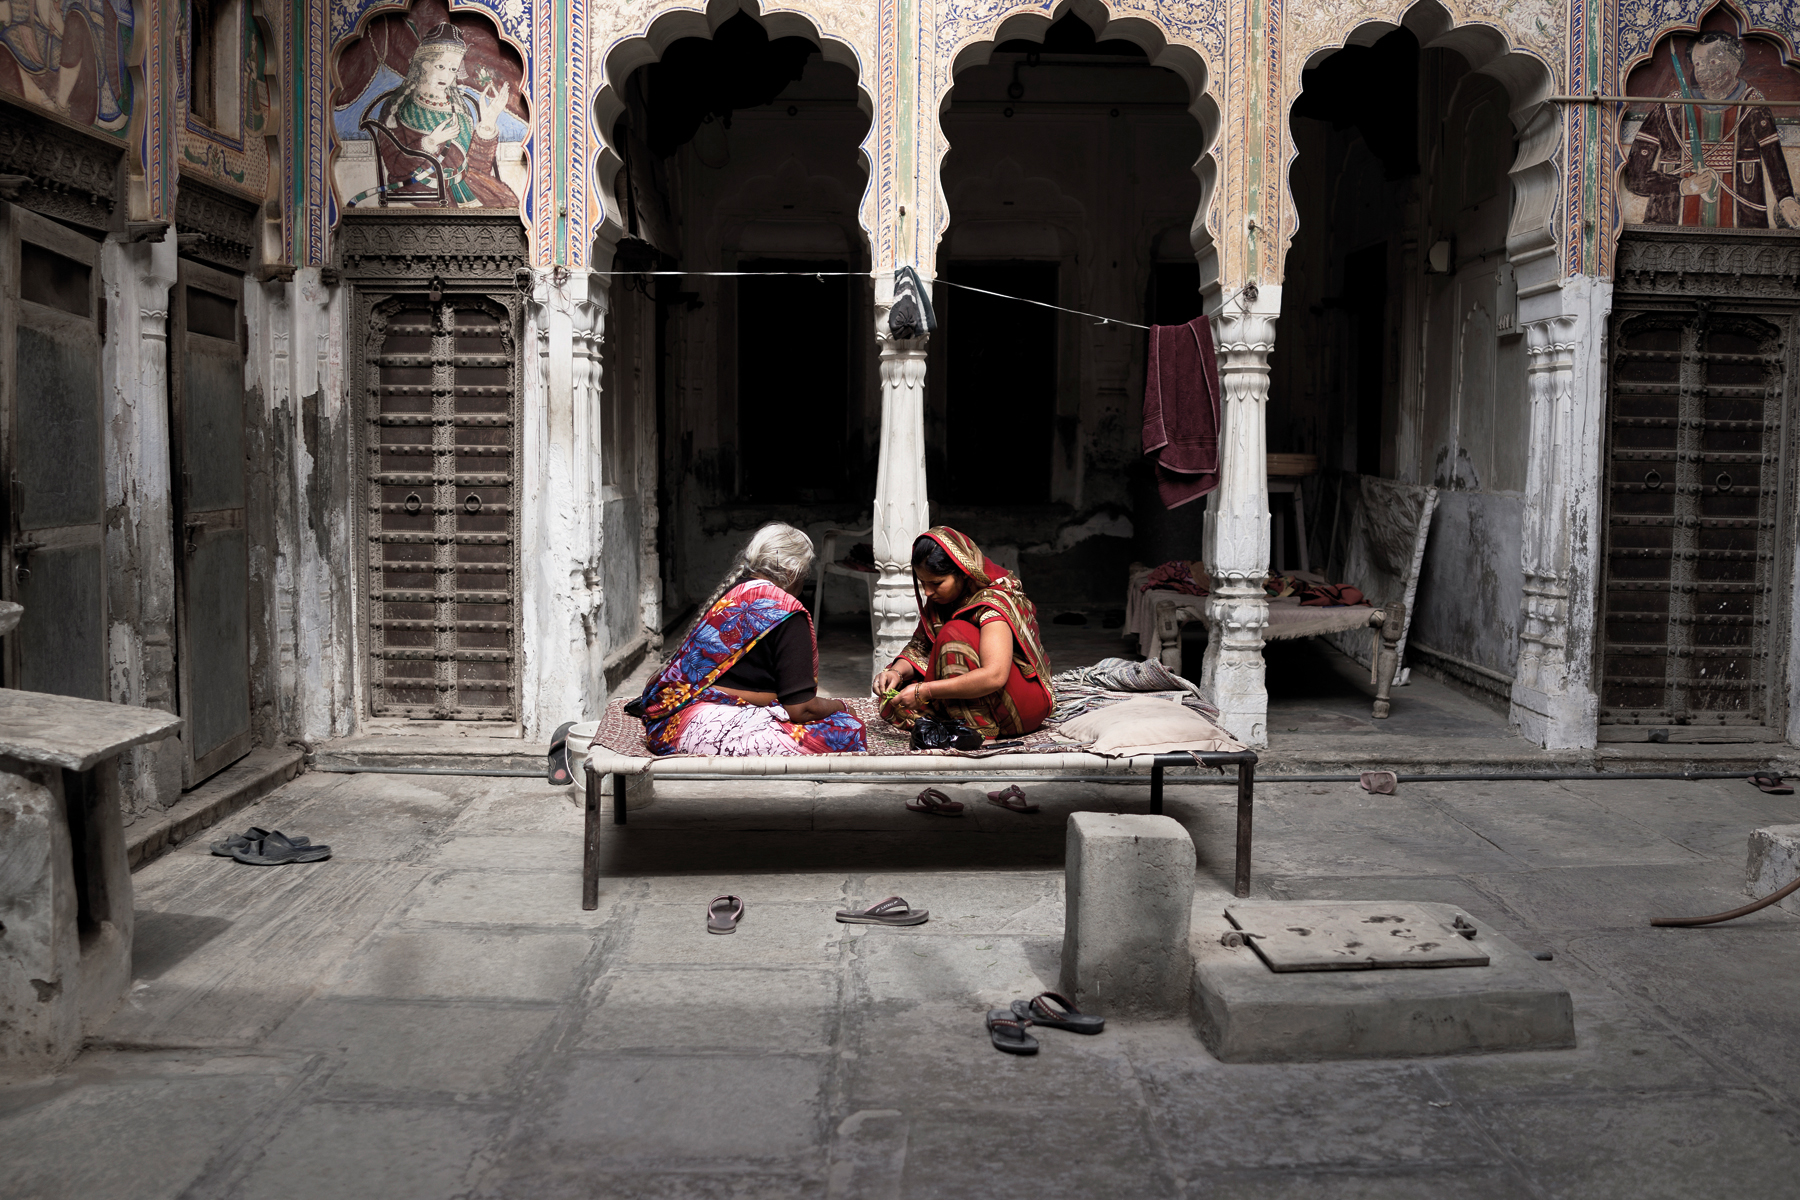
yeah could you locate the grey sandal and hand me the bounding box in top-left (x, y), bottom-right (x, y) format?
top-left (835, 896), bottom-right (929, 926)
top-left (229, 831), bottom-right (331, 866)
top-left (986, 1009), bottom-right (1038, 1055)
top-left (707, 895), bottom-right (745, 934)
top-left (210, 827), bottom-right (311, 857)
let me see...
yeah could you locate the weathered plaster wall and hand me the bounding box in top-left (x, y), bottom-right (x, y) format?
top-left (102, 238), bottom-right (182, 821)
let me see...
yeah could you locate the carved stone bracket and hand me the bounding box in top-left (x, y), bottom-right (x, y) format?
top-left (0, 99), bottom-right (122, 230)
top-left (337, 212), bottom-right (529, 284)
top-left (174, 178), bottom-right (258, 272)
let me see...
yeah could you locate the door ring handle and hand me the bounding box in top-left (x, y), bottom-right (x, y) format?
top-left (404, 492), bottom-right (423, 514)
top-left (464, 494), bottom-right (482, 514)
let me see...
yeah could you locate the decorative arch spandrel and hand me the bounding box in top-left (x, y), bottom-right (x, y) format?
top-left (1274, 0), bottom-right (1563, 287)
top-left (923, 0), bottom-right (1224, 285)
top-left (588, 1), bottom-right (879, 268)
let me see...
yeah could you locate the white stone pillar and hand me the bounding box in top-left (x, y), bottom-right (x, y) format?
top-left (1200, 289), bottom-right (1278, 748)
top-left (520, 268), bottom-right (609, 738)
top-left (869, 271), bottom-right (930, 678)
top-left (101, 235), bottom-right (181, 816)
top-left (1510, 278), bottom-right (1608, 749)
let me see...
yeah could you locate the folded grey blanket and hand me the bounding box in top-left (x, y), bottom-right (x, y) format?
top-left (1050, 656), bottom-right (1219, 723)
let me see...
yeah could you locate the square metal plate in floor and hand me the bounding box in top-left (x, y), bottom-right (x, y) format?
top-left (1223, 902), bottom-right (1490, 972)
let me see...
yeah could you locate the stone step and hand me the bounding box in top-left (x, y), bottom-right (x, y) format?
top-left (126, 747), bottom-right (304, 869)
top-left (310, 734), bottom-right (539, 775)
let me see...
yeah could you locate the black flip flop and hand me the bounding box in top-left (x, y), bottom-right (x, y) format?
top-left (906, 787), bottom-right (964, 817)
top-left (707, 895), bottom-right (745, 935)
top-left (230, 831), bottom-right (332, 866)
top-left (547, 721), bottom-right (577, 786)
top-left (835, 896), bottom-right (929, 926)
top-left (210, 827), bottom-right (311, 857)
top-left (1011, 991), bottom-right (1104, 1035)
top-left (1749, 772), bottom-right (1793, 795)
top-left (986, 1009), bottom-right (1038, 1055)
top-left (986, 785), bottom-right (1038, 813)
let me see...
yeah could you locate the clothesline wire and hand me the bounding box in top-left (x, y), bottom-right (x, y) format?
top-left (588, 268), bottom-right (1153, 329)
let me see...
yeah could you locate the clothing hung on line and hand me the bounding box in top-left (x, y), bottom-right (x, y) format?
top-left (633, 579), bottom-right (866, 756)
top-left (1143, 314), bottom-right (1223, 509)
top-left (879, 526), bottom-right (1053, 740)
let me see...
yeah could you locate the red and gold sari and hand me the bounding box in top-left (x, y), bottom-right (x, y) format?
top-left (879, 527), bottom-right (1053, 739)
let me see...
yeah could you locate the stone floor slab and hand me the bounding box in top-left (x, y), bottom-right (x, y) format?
top-left (398, 867), bottom-right (599, 926)
top-left (235, 1101), bottom-right (507, 1200)
top-left (581, 967), bottom-right (839, 1054)
top-left (267, 998), bottom-right (557, 1099)
top-left (620, 903), bottom-right (849, 966)
top-left (323, 927), bottom-right (595, 1002)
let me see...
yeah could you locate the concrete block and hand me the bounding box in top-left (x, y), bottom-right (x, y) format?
top-left (1192, 901), bottom-right (1575, 1062)
top-left (1745, 824), bottom-right (1800, 916)
top-left (1059, 812), bottom-right (1194, 1015)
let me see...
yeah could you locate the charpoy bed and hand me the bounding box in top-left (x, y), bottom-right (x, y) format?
top-left (577, 697), bottom-right (1258, 909)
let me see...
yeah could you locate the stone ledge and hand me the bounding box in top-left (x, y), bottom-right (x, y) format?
top-left (312, 734), bottom-right (537, 774)
top-left (1746, 825), bottom-right (1800, 917)
top-left (126, 748), bottom-right (304, 870)
top-left (1191, 900), bottom-right (1575, 1062)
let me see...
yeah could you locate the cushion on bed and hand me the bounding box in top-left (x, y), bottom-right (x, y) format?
top-left (1059, 696), bottom-right (1245, 756)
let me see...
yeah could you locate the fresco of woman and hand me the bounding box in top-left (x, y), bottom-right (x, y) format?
top-left (371, 21), bottom-right (516, 208)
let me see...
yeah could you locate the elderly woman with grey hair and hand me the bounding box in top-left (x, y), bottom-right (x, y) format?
top-left (548, 523), bottom-right (864, 781)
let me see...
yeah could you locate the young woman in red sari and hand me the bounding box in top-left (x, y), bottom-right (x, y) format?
top-left (872, 527), bottom-right (1053, 739)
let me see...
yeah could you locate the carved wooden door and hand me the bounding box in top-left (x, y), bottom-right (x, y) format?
top-left (1600, 305), bottom-right (1793, 740)
top-left (0, 207), bottom-right (107, 700)
top-left (360, 296), bottom-right (520, 720)
top-left (170, 260), bottom-right (253, 783)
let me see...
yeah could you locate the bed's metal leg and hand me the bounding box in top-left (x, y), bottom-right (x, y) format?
top-left (583, 765), bottom-right (601, 911)
top-left (613, 773), bottom-right (629, 825)
top-left (1150, 759), bottom-right (1164, 815)
top-left (1235, 760), bottom-right (1255, 898)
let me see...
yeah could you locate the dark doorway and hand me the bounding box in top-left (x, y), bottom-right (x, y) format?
top-left (1346, 242), bottom-right (1388, 476)
top-left (1148, 261), bottom-right (1204, 328)
top-left (942, 261), bottom-right (1058, 503)
top-left (736, 259), bottom-right (851, 502)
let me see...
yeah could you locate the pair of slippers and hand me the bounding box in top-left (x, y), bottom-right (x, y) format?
top-left (906, 785), bottom-right (1039, 817)
top-left (985, 991), bottom-right (1105, 1055)
top-left (209, 827), bottom-right (331, 866)
top-left (705, 894), bottom-right (932, 934)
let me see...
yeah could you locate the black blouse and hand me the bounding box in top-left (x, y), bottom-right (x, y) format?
top-left (716, 616), bottom-right (816, 706)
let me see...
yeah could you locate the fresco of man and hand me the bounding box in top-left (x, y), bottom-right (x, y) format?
top-left (372, 21), bottom-right (517, 208)
top-left (1624, 31), bottom-right (1800, 229)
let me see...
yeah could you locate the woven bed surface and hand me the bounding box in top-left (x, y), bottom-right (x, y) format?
top-left (590, 696), bottom-right (1082, 761)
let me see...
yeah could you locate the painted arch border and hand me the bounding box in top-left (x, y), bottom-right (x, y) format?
top-left (324, 0), bottom-right (537, 253)
top-left (926, 0), bottom-right (1225, 285)
top-left (1276, 0), bottom-right (1564, 285)
top-left (589, 0), bottom-right (882, 270)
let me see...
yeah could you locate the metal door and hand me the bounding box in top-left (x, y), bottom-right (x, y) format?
top-left (170, 260), bottom-right (252, 782)
top-left (360, 295), bottom-right (520, 720)
top-left (1600, 306), bottom-right (1792, 739)
top-left (0, 208), bottom-right (107, 700)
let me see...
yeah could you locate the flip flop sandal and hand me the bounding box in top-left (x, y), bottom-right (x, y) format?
top-left (986, 1009), bottom-right (1038, 1055)
top-left (1749, 772), bottom-right (1793, 795)
top-left (1359, 770), bottom-right (1398, 795)
top-left (986, 785), bottom-right (1038, 814)
top-left (707, 894), bottom-right (746, 935)
top-left (547, 721), bottom-right (577, 786)
top-left (835, 896), bottom-right (929, 926)
top-left (230, 832), bottom-right (332, 866)
top-left (1011, 991), bottom-right (1104, 1035)
top-left (209, 827), bottom-right (311, 857)
top-left (906, 788), bottom-right (964, 817)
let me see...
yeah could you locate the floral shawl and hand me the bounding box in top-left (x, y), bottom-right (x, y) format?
top-left (897, 527), bottom-right (1053, 689)
top-left (635, 579), bottom-right (863, 755)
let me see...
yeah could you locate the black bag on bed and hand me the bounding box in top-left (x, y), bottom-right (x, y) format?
top-left (911, 715), bottom-right (983, 752)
